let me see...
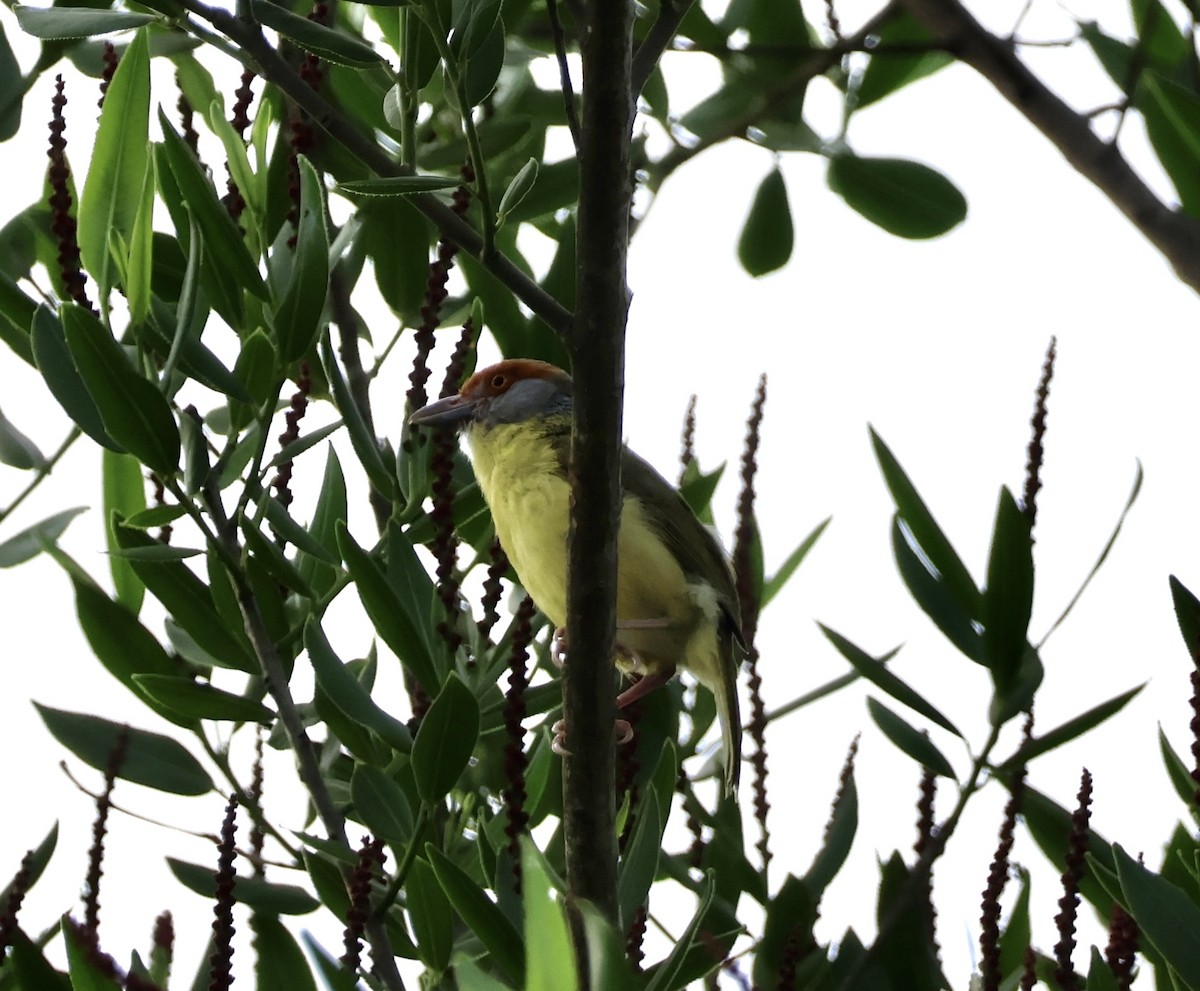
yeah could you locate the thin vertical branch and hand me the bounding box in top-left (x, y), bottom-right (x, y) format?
top-left (502, 596), bottom-right (536, 894)
top-left (563, 0), bottom-right (634, 942)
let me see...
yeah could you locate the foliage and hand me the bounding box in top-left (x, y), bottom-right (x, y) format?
top-left (0, 0), bottom-right (1198, 988)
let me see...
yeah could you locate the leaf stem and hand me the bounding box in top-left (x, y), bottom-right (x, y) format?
top-left (0, 427), bottom-right (81, 525)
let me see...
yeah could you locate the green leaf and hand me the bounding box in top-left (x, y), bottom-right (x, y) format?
top-left (412, 673), bottom-right (480, 803)
top-left (157, 110), bottom-right (267, 306)
top-left (337, 523), bottom-right (437, 690)
top-left (125, 152), bottom-right (156, 324)
top-left (871, 428), bottom-right (980, 617)
top-left (1160, 725), bottom-right (1200, 820)
top-left (338, 174), bottom-right (465, 196)
top-left (867, 697), bottom-right (955, 778)
top-left (819, 625), bottom-right (961, 736)
top-left (304, 618), bottom-right (413, 751)
top-left (132, 674), bottom-right (275, 723)
top-left (31, 305), bottom-right (119, 451)
top-left (643, 872), bottom-right (717, 991)
top-left (738, 168), bottom-right (793, 276)
top-left (981, 487), bottom-right (1034, 687)
top-left (803, 764), bottom-right (857, 894)
top-left (321, 341), bottom-right (394, 497)
top-left (1022, 785), bottom-right (1117, 914)
top-left (0, 822), bottom-right (58, 907)
top-left (463, 16), bottom-right (505, 107)
top-left (295, 446), bottom-right (346, 597)
top-left (856, 10), bottom-right (953, 107)
top-left (113, 524), bottom-right (258, 673)
top-left (251, 0), bottom-right (386, 67)
top-left (0, 24), bottom-right (23, 143)
top-left (251, 914), bottom-right (318, 991)
top-left (102, 451), bottom-right (147, 612)
top-left (0, 506), bottom-right (87, 567)
top-left (6, 929), bottom-right (71, 991)
top-left (408, 857), bottom-right (454, 971)
top-left (1113, 842), bottom-right (1200, 987)
top-left (300, 935), bottom-right (360, 991)
top-left (617, 790), bottom-right (662, 928)
top-left (274, 157), bottom-right (329, 363)
top-left (0, 407), bottom-right (44, 469)
top-left (496, 157), bottom-right (538, 227)
top-left (34, 703), bottom-right (213, 795)
top-left (426, 845), bottom-right (525, 985)
top-left (996, 684), bottom-right (1144, 772)
top-left (167, 857), bottom-right (319, 914)
top-left (828, 154), bottom-right (967, 238)
top-left (763, 516), bottom-right (830, 607)
top-left (77, 29), bottom-right (150, 302)
top-left (0, 270), bottom-right (36, 365)
top-left (1171, 573), bottom-right (1200, 663)
top-left (61, 303), bottom-right (180, 474)
top-left (73, 576), bottom-right (177, 692)
top-left (524, 838), bottom-right (578, 991)
top-left (12, 5), bottom-right (155, 38)
top-left (240, 513), bottom-right (313, 597)
top-left (64, 916), bottom-right (123, 991)
top-left (349, 762), bottom-right (414, 844)
top-left (892, 515), bottom-right (983, 661)
top-left (110, 544), bottom-right (203, 561)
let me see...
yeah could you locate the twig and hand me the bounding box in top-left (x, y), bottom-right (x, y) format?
top-left (901, 0), bottom-right (1200, 293)
top-left (546, 0), bottom-right (581, 150)
top-left (173, 0), bottom-right (573, 337)
top-left (631, 0), bottom-right (696, 98)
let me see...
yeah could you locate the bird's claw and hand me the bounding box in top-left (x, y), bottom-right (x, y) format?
top-left (551, 627), bottom-right (568, 668)
top-left (550, 717), bottom-right (635, 755)
top-left (551, 718), bottom-right (571, 756)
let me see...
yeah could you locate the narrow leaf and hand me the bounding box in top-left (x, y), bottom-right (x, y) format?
top-left (304, 618), bottom-right (413, 752)
top-left (819, 624), bottom-right (961, 737)
top-left (997, 684), bottom-right (1145, 771)
top-left (35, 703), bottom-right (213, 795)
top-left (426, 846), bottom-right (525, 985)
top-left (77, 29), bottom-right (150, 301)
top-left (167, 857), bottom-right (319, 914)
top-left (61, 303), bottom-right (179, 474)
top-left (1113, 842), bottom-right (1200, 987)
top-left (0, 506), bottom-right (86, 568)
top-left (412, 673), bottom-right (479, 803)
top-left (867, 697), bottom-right (956, 778)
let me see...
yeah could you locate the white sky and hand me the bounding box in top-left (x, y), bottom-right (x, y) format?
top-left (2, 0), bottom-right (1199, 986)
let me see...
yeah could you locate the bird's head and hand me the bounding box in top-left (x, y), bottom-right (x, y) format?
top-left (409, 359), bottom-right (573, 429)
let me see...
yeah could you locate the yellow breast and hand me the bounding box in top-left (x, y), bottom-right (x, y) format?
top-left (466, 420), bottom-right (717, 681)
top-left (468, 421), bottom-right (572, 627)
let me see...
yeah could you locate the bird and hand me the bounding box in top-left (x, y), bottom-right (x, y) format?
top-left (409, 357), bottom-right (743, 796)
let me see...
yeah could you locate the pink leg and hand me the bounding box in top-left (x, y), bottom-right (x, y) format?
top-left (616, 665), bottom-right (676, 709)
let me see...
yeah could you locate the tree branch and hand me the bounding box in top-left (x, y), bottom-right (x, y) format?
top-left (630, 0), bottom-right (695, 98)
top-left (175, 0), bottom-right (575, 338)
top-left (646, 4), bottom-right (899, 191)
top-left (562, 0), bottom-right (634, 954)
top-left (901, 0), bottom-right (1200, 294)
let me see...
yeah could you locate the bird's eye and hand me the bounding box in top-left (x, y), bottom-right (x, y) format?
top-left (490, 374), bottom-right (507, 390)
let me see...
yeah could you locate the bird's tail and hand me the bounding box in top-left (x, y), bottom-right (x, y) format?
top-left (717, 626), bottom-right (742, 798)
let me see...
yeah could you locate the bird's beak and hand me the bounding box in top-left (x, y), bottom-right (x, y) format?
top-left (408, 393), bottom-right (477, 427)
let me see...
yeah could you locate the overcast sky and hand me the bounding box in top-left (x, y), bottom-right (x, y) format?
top-left (2, 0), bottom-right (1198, 985)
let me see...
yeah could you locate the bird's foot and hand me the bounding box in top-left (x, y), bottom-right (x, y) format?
top-left (616, 666), bottom-right (676, 709)
top-left (551, 626), bottom-right (568, 668)
top-left (550, 717), bottom-right (636, 756)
